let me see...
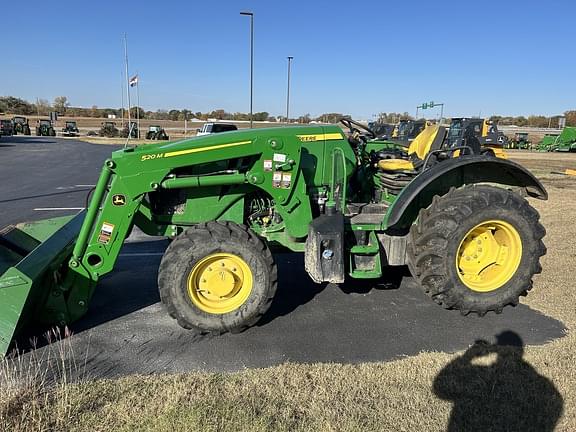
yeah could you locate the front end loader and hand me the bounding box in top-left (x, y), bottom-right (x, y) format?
top-left (0, 123), bottom-right (548, 356)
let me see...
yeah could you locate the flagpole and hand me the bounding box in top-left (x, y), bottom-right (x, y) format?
top-left (136, 71), bottom-right (140, 139)
top-left (120, 70), bottom-right (125, 128)
top-left (124, 34), bottom-right (131, 133)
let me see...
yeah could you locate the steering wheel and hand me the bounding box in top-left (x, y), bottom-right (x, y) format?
top-left (339, 118), bottom-right (377, 140)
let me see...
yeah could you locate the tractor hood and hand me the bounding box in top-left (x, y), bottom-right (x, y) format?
top-left (115, 125), bottom-right (345, 162)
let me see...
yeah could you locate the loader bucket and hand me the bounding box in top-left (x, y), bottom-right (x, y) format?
top-left (0, 212), bottom-right (85, 357)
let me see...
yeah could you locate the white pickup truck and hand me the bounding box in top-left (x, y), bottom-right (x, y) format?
top-left (196, 122), bottom-right (238, 136)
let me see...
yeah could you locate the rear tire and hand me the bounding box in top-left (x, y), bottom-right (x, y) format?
top-left (407, 185), bottom-right (545, 316)
top-left (158, 221), bottom-right (277, 334)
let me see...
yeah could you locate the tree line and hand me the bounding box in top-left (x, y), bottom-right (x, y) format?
top-left (1, 96), bottom-right (575, 127)
top-left (376, 111), bottom-right (576, 128)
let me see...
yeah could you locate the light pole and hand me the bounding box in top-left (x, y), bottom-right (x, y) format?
top-left (240, 11), bottom-right (254, 128)
top-left (286, 56), bottom-right (293, 125)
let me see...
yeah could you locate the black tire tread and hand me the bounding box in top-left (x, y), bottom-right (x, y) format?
top-left (406, 185), bottom-right (546, 316)
top-left (158, 221), bottom-right (277, 335)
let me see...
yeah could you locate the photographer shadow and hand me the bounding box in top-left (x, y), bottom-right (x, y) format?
top-left (433, 331), bottom-right (563, 432)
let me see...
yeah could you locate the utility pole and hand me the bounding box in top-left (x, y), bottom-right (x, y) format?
top-left (286, 56), bottom-right (293, 125)
top-left (240, 11), bottom-right (254, 128)
top-left (120, 70), bottom-right (125, 128)
top-left (123, 34), bottom-right (131, 131)
top-left (136, 71), bottom-right (140, 138)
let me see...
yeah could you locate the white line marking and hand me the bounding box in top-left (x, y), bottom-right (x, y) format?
top-left (55, 185), bottom-right (95, 190)
top-left (119, 252), bottom-right (164, 257)
top-left (34, 207), bottom-right (85, 211)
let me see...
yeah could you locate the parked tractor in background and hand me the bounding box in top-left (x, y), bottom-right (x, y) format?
top-left (120, 121), bottom-right (139, 139)
top-left (146, 125), bottom-right (170, 140)
top-left (35, 119), bottom-right (56, 137)
top-left (61, 120), bottom-right (80, 137)
top-left (445, 118), bottom-right (506, 158)
top-left (506, 132), bottom-right (531, 150)
top-left (99, 121), bottom-right (119, 138)
top-left (0, 119), bottom-right (14, 136)
top-left (367, 121), bottom-right (395, 140)
top-left (12, 116), bottom-right (31, 135)
top-left (391, 119), bottom-right (427, 142)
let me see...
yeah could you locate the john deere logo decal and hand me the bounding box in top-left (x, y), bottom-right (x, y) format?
top-left (112, 194), bottom-right (126, 206)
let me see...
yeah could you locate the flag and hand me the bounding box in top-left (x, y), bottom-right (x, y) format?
top-left (129, 75), bottom-right (139, 87)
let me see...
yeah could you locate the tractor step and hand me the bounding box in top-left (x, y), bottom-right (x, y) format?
top-left (349, 231), bottom-right (382, 278)
top-left (346, 202), bottom-right (388, 216)
top-left (350, 243), bottom-right (380, 254)
top-left (349, 267), bottom-right (383, 279)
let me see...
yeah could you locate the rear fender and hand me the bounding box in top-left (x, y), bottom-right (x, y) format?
top-left (384, 156), bottom-right (547, 231)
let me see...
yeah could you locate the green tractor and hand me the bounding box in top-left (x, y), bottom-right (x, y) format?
top-left (120, 121), bottom-right (139, 139)
top-left (12, 116), bottom-right (31, 135)
top-left (35, 119), bottom-right (56, 137)
top-left (0, 121), bottom-right (547, 356)
top-left (506, 132), bottom-right (531, 150)
top-left (61, 120), bottom-right (80, 137)
top-left (99, 121), bottom-right (119, 137)
top-left (146, 125), bottom-right (170, 140)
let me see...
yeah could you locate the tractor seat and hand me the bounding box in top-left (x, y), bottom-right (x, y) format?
top-left (378, 125), bottom-right (446, 172)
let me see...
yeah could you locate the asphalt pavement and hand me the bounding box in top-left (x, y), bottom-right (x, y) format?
top-left (0, 135), bottom-right (566, 378)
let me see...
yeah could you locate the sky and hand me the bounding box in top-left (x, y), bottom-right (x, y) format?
top-left (2, 0), bottom-right (575, 120)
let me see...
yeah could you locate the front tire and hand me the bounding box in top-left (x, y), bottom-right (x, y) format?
top-left (158, 221), bottom-right (277, 334)
top-left (407, 185), bottom-right (545, 316)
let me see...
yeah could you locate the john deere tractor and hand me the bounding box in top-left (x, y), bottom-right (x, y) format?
top-left (120, 121), bottom-right (139, 139)
top-left (145, 125), bottom-right (170, 140)
top-left (12, 116), bottom-right (31, 135)
top-left (36, 119), bottom-right (56, 136)
top-left (99, 121), bottom-right (119, 137)
top-left (506, 132), bottom-right (531, 150)
top-left (0, 121), bottom-right (547, 356)
top-left (61, 121), bottom-right (80, 137)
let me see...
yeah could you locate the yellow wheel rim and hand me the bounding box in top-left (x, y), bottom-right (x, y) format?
top-left (456, 220), bottom-right (522, 292)
top-left (187, 253), bottom-right (253, 314)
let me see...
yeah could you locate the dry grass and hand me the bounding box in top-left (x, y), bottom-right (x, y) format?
top-left (0, 328), bottom-right (90, 432)
top-left (1, 154), bottom-right (576, 431)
